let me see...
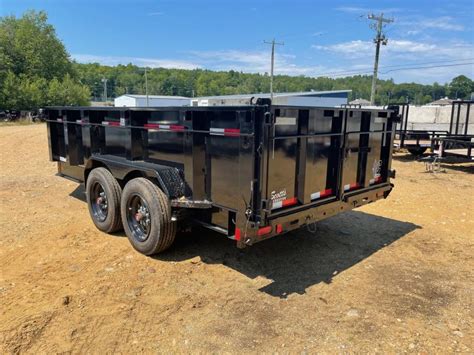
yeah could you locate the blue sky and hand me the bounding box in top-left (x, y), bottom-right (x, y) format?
top-left (2, 0), bottom-right (473, 84)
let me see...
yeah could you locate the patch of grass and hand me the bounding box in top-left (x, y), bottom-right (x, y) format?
top-left (0, 119), bottom-right (45, 126)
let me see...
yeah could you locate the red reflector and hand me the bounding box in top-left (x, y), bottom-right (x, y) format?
top-left (282, 197), bottom-right (298, 207)
top-left (276, 224), bottom-right (283, 234)
top-left (235, 228), bottom-right (241, 241)
top-left (144, 123), bottom-right (159, 129)
top-left (257, 226), bottom-right (272, 236)
top-left (350, 182), bottom-right (359, 189)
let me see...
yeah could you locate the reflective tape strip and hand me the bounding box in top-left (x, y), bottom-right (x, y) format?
top-left (76, 119), bottom-right (83, 124)
top-left (144, 124), bottom-right (185, 131)
top-left (210, 128), bottom-right (225, 135)
top-left (344, 183), bottom-right (359, 191)
top-left (369, 176), bottom-right (383, 185)
top-left (210, 128), bottom-right (240, 136)
top-left (59, 156), bottom-right (67, 162)
top-left (56, 118), bottom-right (63, 122)
top-left (102, 121), bottom-right (120, 127)
top-left (144, 123), bottom-right (159, 129)
top-left (271, 197), bottom-right (297, 210)
top-left (310, 188), bottom-right (333, 201)
top-left (169, 125), bottom-right (185, 131)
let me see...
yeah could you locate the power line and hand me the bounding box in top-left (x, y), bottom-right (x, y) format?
top-left (309, 62), bottom-right (474, 79)
top-left (312, 59), bottom-right (474, 78)
top-left (381, 62), bottom-right (474, 74)
top-left (367, 13), bottom-right (394, 104)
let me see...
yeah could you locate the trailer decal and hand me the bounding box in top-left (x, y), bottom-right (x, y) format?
top-left (310, 188), bottom-right (333, 201)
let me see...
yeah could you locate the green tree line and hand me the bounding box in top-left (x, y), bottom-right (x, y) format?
top-left (76, 62), bottom-right (473, 105)
top-left (1, 11), bottom-right (473, 111)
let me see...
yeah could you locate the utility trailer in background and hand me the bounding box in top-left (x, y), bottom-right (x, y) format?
top-left (395, 100), bottom-right (473, 159)
top-left (432, 100), bottom-right (473, 161)
top-left (46, 100), bottom-right (399, 255)
top-left (394, 103), bottom-right (448, 156)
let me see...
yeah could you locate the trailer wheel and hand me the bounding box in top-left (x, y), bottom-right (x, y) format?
top-left (407, 147), bottom-right (427, 156)
top-left (86, 167), bottom-right (123, 233)
top-left (121, 178), bottom-right (176, 255)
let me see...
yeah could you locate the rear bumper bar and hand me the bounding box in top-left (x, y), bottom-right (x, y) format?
top-left (236, 183), bottom-right (393, 247)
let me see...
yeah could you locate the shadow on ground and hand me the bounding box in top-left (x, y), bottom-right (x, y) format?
top-left (68, 184), bottom-right (420, 298)
top-left (69, 184), bottom-right (86, 202)
top-left (158, 211), bottom-right (420, 298)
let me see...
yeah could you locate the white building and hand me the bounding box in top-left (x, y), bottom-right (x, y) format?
top-left (114, 90), bottom-right (352, 108)
top-left (114, 94), bottom-right (190, 107)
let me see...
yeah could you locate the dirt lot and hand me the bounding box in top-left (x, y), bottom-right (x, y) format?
top-left (0, 124), bottom-right (473, 353)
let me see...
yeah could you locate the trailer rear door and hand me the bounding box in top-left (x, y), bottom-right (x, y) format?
top-left (266, 107), bottom-right (343, 211)
top-left (265, 106), bottom-right (392, 213)
top-left (341, 109), bottom-right (388, 192)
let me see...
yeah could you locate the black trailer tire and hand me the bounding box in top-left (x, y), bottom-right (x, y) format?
top-left (86, 167), bottom-right (123, 233)
top-left (121, 178), bottom-right (176, 255)
top-left (407, 147), bottom-right (427, 156)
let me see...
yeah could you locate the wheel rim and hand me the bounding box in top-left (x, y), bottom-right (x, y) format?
top-left (91, 182), bottom-right (108, 222)
top-left (126, 194), bottom-right (151, 242)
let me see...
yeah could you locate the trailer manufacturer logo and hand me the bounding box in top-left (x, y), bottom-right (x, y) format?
top-left (372, 159), bottom-right (382, 178)
top-left (271, 189), bottom-right (287, 203)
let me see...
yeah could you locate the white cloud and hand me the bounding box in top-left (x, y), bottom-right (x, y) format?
top-left (314, 39), bottom-right (473, 60)
top-left (188, 49), bottom-right (328, 76)
top-left (313, 39), bottom-right (474, 83)
top-left (336, 6), bottom-right (401, 14)
top-left (400, 16), bottom-right (464, 32)
top-left (72, 54), bottom-right (200, 70)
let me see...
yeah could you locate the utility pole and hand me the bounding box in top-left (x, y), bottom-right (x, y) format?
top-left (144, 67), bottom-right (149, 107)
top-left (368, 13), bottom-right (393, 105)
top-left (101, 78), bottom-right (108, 103)
top-left (264, 38), bottom-right (284, 101)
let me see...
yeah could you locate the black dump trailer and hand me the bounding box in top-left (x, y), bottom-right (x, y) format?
top-left (45, 100), bottom-right (399, 255)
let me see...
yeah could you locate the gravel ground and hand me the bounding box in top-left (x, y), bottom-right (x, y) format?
top-left (0, 124), bottom-right (473, 353)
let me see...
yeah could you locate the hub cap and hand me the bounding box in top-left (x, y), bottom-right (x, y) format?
top-left (91, 182), bottom-right (108, 222)
top-left (127, 195), bottom-right (151, 242)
